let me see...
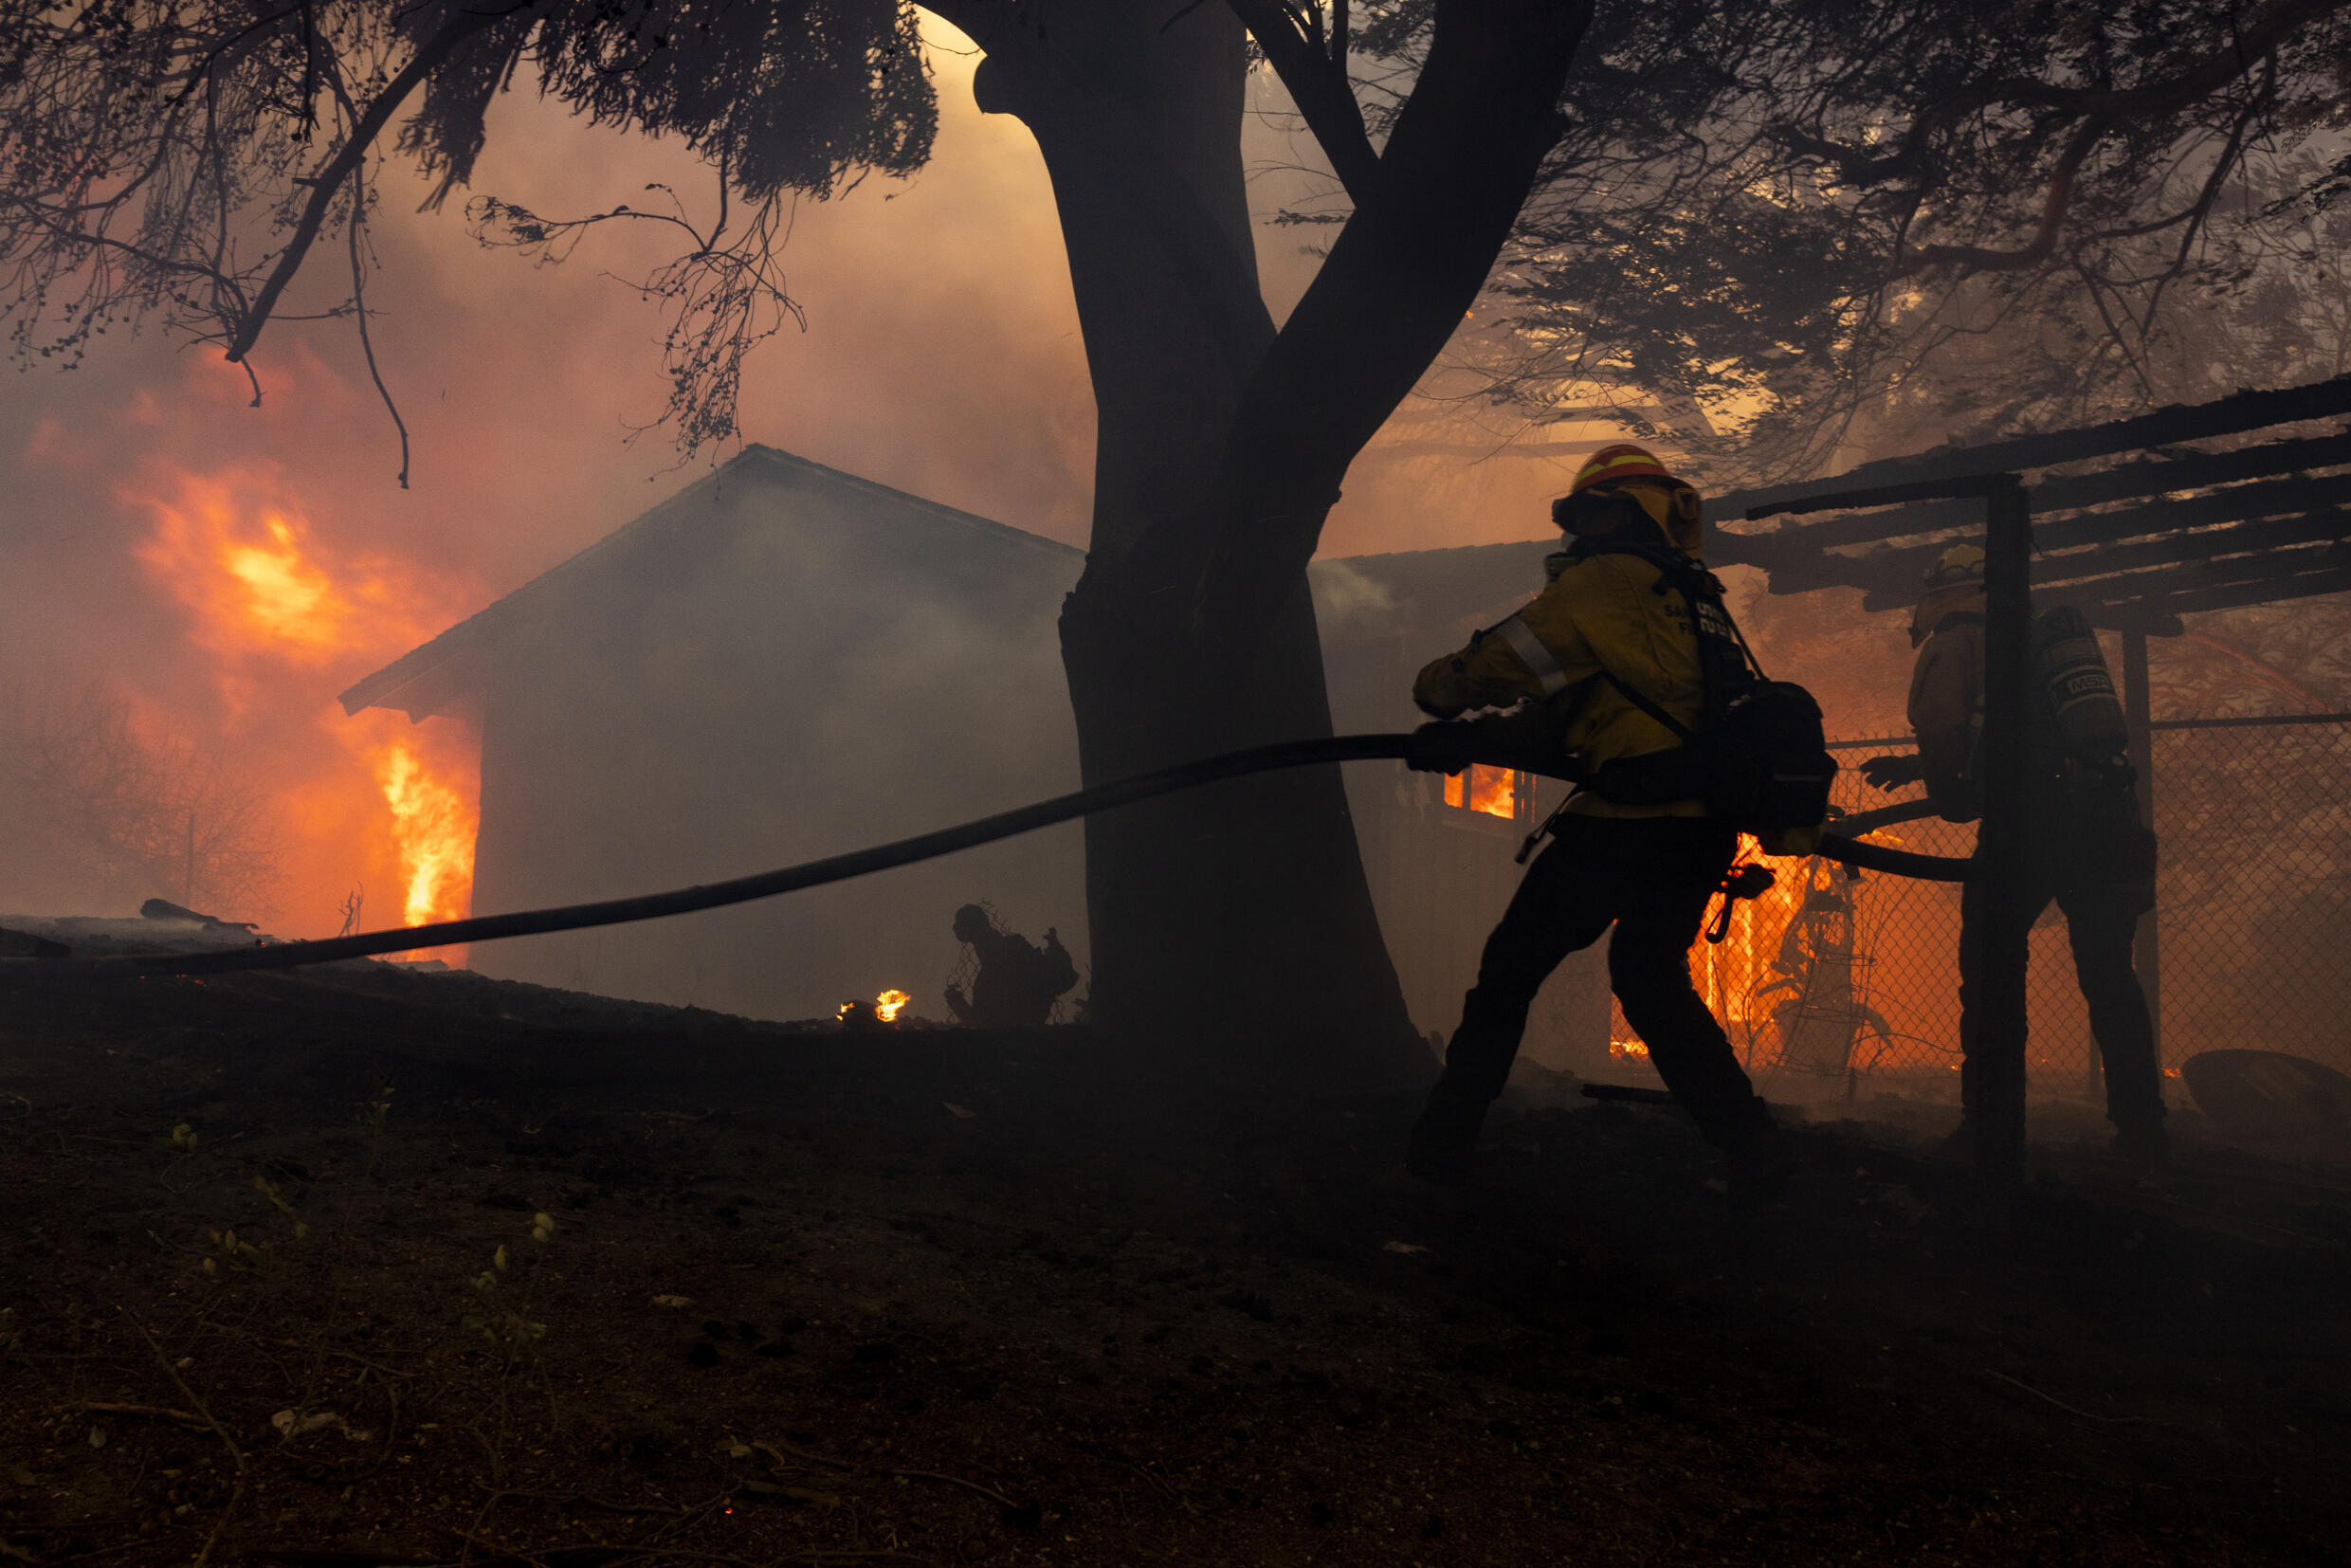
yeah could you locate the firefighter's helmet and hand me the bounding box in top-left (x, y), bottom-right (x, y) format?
top-left (1553, 443), bottom-right (1701, 543)
top-left (1921, 544), bottom-right (1986, 594)
top-left (1569, 443), bottom-right (1679, 495)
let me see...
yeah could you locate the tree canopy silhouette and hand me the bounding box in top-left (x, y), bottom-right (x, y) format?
top-left (1419, 0), bottom-right (2351, 479)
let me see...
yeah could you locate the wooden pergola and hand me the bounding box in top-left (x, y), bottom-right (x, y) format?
top-left (1710, 375), bottom-right (2351, 629)
top-left (1704, 374), bottom-right (2351, 1182)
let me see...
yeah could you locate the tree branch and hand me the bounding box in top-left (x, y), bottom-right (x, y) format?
top-left (1893, 116), bottom-right (2109, 278)
top-left (347, 170), bottom-right (410, 488)
top-left (1883, 0), bottom-right (2340, 280)
top-left (226, 4), bottom-right (520, 364)
top-left (1783, 0), bottom-right (2350, 197)
top-left (1226, 1), bottom-right (1380, 204)
top-left (1994, 0), bottom-right (2350, 121)
top-left (1194, 0), bottom-right (1591, 641)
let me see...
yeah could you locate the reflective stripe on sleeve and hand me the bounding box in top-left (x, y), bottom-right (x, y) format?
top-left (1493, 615), bottom-right (1571, 696)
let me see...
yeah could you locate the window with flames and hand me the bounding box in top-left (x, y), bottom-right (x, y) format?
top-left (1442, 764), bottom-right (1533, 821)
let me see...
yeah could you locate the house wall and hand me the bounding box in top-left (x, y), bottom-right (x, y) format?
top-left (467, 459), bottom-right (1087, 1024)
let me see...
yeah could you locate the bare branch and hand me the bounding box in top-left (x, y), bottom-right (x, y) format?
top-left (348, 169), bottom-right (410, 488)
top-left (1893, 117), bottom-right (2110, 278)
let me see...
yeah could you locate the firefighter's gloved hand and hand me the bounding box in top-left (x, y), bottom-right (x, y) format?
top-left (1860, 753), bottom-right (1924, 791)
top-left (1406, 720), bottom-right (1484, 775)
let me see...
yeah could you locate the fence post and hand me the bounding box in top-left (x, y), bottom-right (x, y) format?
top-left (2122, 629), bottom-right (2160, 1076)
top-left (1977, 477), bottom-right (2033, 1186)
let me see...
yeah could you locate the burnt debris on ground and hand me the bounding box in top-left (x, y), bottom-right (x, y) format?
top-left (2, 962), bottom-right (2347, 1565)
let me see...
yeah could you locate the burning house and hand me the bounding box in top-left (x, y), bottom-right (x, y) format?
top-left (343, 447), bottom-right (1612, 1062)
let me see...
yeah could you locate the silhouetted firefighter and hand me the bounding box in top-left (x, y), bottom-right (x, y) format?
top-left (945, 904), bottom-right (1079, 1029)
top-left (1403, 446), bottom-right (1835, 1194)
top-left (1864, 546), bottom-right (2167, 1163)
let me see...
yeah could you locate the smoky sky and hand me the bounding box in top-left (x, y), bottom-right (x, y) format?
top-left (0, 35), bottom-right (1590, 938)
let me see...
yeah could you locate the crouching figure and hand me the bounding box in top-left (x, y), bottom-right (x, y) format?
top-left (944, 904), bottom-right (1079, 1029)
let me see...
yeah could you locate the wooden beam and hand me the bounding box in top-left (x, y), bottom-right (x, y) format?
top-left (2123, 630), bottom-right (2160, 1078)
top-left (1718, 374), bottom-right (2351, 520)
top-left (1977, 478), bottom-right (2034, 1188)
top-left (1717, 452), bottom-right (2351, 562)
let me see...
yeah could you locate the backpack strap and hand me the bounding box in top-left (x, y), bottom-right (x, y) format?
top-left (1596, 668), bottom-right (1700, 747)
top-left (1552, 539), bottom-right (1726, 742)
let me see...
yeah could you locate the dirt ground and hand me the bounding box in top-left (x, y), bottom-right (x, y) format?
top-left (3, 960), bottom-right (2348, 1567)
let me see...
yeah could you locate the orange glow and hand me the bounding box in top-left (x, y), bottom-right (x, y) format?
top-left (130, 467), bottom-right (426, 664)
top-left (875, 989), bottom-right (912, 1023)
top-left (1610, 1038), bottom-right (1650, 1059)
top-left (126, 462), bottom-right (479, 947)
top-left (222, 518), bottom-right (343, 647)
top-left (1689, 833), bottom-right (1817, 1027)
top-left (379, 743), bottom-right (476, 929)
top-left (1467, 765), bottom-right (1515, 818)
top-left (1444, 765), bottom-right (1517, 818)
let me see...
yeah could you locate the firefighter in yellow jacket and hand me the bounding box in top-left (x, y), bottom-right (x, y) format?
top-left (1405, 445), bottom-right (1795, 1191)
top-left (1864, 546), bottom-right (2166, 1161)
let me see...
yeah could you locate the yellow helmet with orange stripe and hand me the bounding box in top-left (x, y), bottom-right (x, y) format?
top-left (1552, 443), bottom-right (1702, 553)
top-left (1569, 443), bottom-right (1678, 495)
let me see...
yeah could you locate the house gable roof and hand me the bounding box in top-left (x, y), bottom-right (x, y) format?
top-left (340, 446), bottom-right (1085, 721)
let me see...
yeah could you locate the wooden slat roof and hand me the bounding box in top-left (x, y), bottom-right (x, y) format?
top-left (1710, 375), bottom-right (2351, 632)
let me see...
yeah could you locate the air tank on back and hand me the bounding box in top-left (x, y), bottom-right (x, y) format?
top-left (2032, 605), bottom-right (2131, 763)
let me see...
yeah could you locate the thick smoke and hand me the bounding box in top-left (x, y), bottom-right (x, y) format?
top-left (0, 45), bottom-right (1100, 939)
top-left (0, 38), bottom-right (1594, 982)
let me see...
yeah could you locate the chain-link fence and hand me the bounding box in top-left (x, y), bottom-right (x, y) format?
top-left (1599, 715), bottom-right (2351, 1103)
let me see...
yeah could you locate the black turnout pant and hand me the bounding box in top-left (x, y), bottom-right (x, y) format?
top-left (1434, 813), bottom-right (1770, 1153)
top-left (1958, 847), bottom-right (2165, 1136)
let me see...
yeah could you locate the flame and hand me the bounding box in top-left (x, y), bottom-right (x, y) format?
top-left (125, 462), bottom-right (479, 944)
top-left (378, 743), bottom-right (475, 929)
top-left (1687, 833), bottom-right (1818, 1027)
top-left (875, 989), bottom-right (911, 1023)
top-left (1443, 764), bottom-right (1517, 818)
top-left (1610, 1038), bottom-right (1650, 1059)
top-left (130, 466), bottom-right (421, 663)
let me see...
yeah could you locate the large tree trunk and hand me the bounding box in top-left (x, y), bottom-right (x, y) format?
top-left (952, 0), bottom-right (1590, 1083)
top-left (965, 1), bottom-right (1417, 1079)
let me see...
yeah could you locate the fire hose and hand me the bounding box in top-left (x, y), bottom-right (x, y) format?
top-left (0, 734), bottom-right (1971, 981)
